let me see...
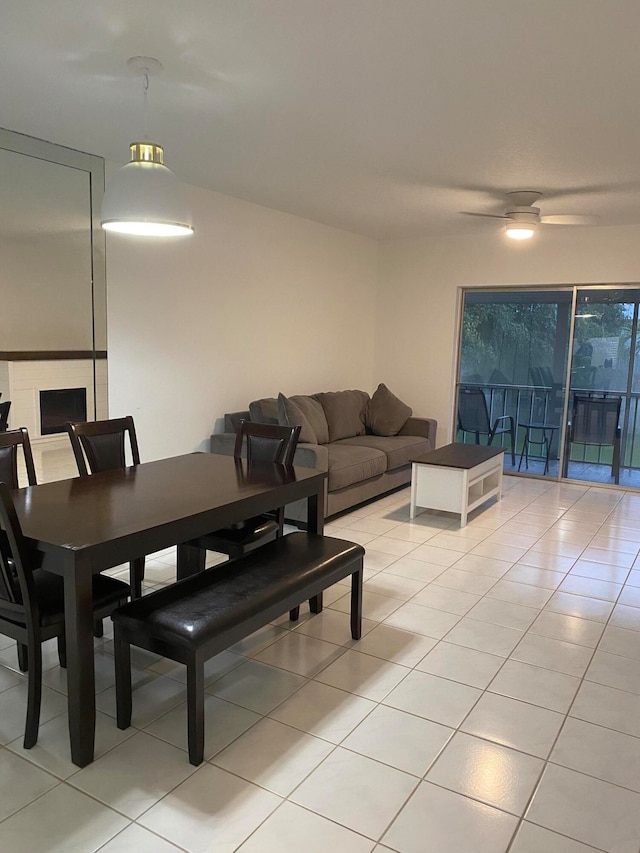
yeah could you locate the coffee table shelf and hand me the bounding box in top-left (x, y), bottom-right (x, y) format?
top-left (410, 443), bottom-right (504, 527)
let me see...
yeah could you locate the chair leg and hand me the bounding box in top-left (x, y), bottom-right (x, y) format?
top-left (131, 557), bottom-right (145, 599)
top-left (114, 627), bottom-right (132, 730)
top-left (57, 633), bottom-right (67, 669)
top-left (17, 642), bottom-right (28, 672)
top-left (186, 657), bottom-right (205, 766)
top-left (309, 592), bottom-right (323, 614)
top-left (23, 638), bottom-right (42, 749)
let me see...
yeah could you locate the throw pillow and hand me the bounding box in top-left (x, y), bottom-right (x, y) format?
top-left (365, 383), bottom-right (412, 436)
top-left (289, 394), bottom-right (330, 445)
top-left (277, 393), bottom-right (317, 444)
top-left (314, 390), bottom-right (369, 442)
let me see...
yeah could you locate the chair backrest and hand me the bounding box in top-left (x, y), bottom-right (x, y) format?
top-left (67, 416), bottom-right (140, 476)
top-left (233, 421), bottom-right (301, 466)
top-left (0, 482), bottom-right (36, 623)
top-left (0, 428), bottom-right (37, 488)
top-left (571, 395), bottom-right (622, 445)
top-left (457, 388), bottom-right (491, 433)
top-left (0, 401), bottom-right (11, 432)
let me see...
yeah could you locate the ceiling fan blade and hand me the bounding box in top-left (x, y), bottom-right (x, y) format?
top-left (540, 214), bottom-right (599, 225)
top-left (460, 212), bottom-right (509, 220)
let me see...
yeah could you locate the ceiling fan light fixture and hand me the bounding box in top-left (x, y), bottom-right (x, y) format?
top-left (101, 57), bottom-right (194, 238)
top-left (505, 221), bottom-right (537, 240)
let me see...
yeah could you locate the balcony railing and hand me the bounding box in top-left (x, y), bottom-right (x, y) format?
top-left (457, 383), bottom-right (640, 472)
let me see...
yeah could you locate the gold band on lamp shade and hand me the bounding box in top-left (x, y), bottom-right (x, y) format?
top-left (101, 141), bottom-right (194, 237)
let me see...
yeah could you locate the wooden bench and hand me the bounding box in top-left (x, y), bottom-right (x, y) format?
top-left (111, 532), bottom-right (364, 765)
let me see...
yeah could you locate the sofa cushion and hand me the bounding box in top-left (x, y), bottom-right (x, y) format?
top-left (326, 443), bottom-right (387, 491)
top-left (365, 383), bottom-right (413, 436)
top-left (249, 397), bottom-right (280, 425)
top-left (334, 434), bottom-right (431, 470)
top-left (315, 390), bottom-right (369, 442)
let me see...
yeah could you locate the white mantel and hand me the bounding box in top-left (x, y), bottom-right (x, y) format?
top-left (0, 355), bottom-right (108, 440)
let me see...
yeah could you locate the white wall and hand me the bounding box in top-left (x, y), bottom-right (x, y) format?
top-left (107, 182), bottom-right (379, 460)
top-left (375, 225), bottom-right (640, 443)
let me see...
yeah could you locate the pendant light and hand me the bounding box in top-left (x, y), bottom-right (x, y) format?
top-left (101, 57), bottom-right (194, 237)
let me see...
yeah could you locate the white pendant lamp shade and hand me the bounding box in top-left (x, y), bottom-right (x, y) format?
top-left (101, 142), bottom-right (193, 237)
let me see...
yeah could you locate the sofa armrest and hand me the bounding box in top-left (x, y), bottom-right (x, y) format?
top-left (293, 443), bottom-right (329, 472)
top-left (397, 416), bottom-right (437, 444)
top-left (223, 411), bottom-right (250, 432)
top-left (210, 433), bottom-right (236, 456)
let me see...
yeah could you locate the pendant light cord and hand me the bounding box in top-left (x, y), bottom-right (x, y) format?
top-left (142, 71), bottom-right (149, 141)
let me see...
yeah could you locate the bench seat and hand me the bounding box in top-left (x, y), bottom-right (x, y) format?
top-left (112, 532), bottom-right (364, 764)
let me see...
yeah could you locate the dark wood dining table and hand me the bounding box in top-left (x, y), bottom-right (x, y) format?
top-left (12, 452), bottom-right (326, 767)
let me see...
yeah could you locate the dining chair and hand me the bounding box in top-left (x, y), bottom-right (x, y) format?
top-left (0, 427), bottom-right (37, 490)
top-left (67, 416), bottom-right (145, 598)
top-left (0, 482), bottom-right (130, 748)
top-left (457, 387), bottom-right (516, 465)
top-left (192, 421), bottom-right (302, 562)
top-left (0, 427), bottom-right (39, 670)
top-left (0, 401), bottom-right (11, 432)
top-left (563, 394), bottom-right (622, 483)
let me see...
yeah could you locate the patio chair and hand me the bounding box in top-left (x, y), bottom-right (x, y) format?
top-left (457, 387), bottom-right (515, 465)
top-left (563, 394), bottom-right (622, 484)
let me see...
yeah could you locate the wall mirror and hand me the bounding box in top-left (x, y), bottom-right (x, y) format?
top-left (0, 127), bottom-right (106, 442)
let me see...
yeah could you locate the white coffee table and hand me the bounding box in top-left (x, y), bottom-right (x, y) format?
top-left (410, 443), bottom-right (504, 527)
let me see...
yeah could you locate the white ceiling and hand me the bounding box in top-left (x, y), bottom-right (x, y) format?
top-left (3, 0), bottom-right (640, 239)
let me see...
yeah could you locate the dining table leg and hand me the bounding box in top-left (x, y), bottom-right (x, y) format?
top-left (63, 556), bottom-right (96, 767)
top-left (308, 478), bottom-right (326, 614)
top-left (176, 543), bottom-right (206, 580)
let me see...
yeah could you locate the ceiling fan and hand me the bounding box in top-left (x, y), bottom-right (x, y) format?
top-left (462, 191), bottom-right (598, 240)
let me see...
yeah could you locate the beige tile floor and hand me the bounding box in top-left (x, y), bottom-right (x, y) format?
top-left (1, 441), bottom-right (640, 851)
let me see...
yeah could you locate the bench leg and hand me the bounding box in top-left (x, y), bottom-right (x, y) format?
top-left (114, 627), bottom-right (132, 730)
top-left (350, 564), bottom-right (363, 640)
top-left (187, 656), bottom-right (205, 766)
top-left (309, 592), bottom-right (323, 614)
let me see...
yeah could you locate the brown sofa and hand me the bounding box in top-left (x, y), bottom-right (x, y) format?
top-left (210, 388), bottom-right (437, 525)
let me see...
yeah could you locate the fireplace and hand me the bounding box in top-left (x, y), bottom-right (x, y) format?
top-left (40, 388), bottom-right (87, 435)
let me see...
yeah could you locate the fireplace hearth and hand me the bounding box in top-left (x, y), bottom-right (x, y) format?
top-left (40, 388), bottom-right (87, 435)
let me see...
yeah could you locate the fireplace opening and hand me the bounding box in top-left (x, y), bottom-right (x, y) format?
top-left (40, 388), bottom-right (87, 435)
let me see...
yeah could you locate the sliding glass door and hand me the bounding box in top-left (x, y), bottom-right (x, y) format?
top-left (564, 289), bottom-right (640, 484)
top-left (456, 285), bottom-right (640, 486)
top-left (457, 289), bottom-right (572, 478)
